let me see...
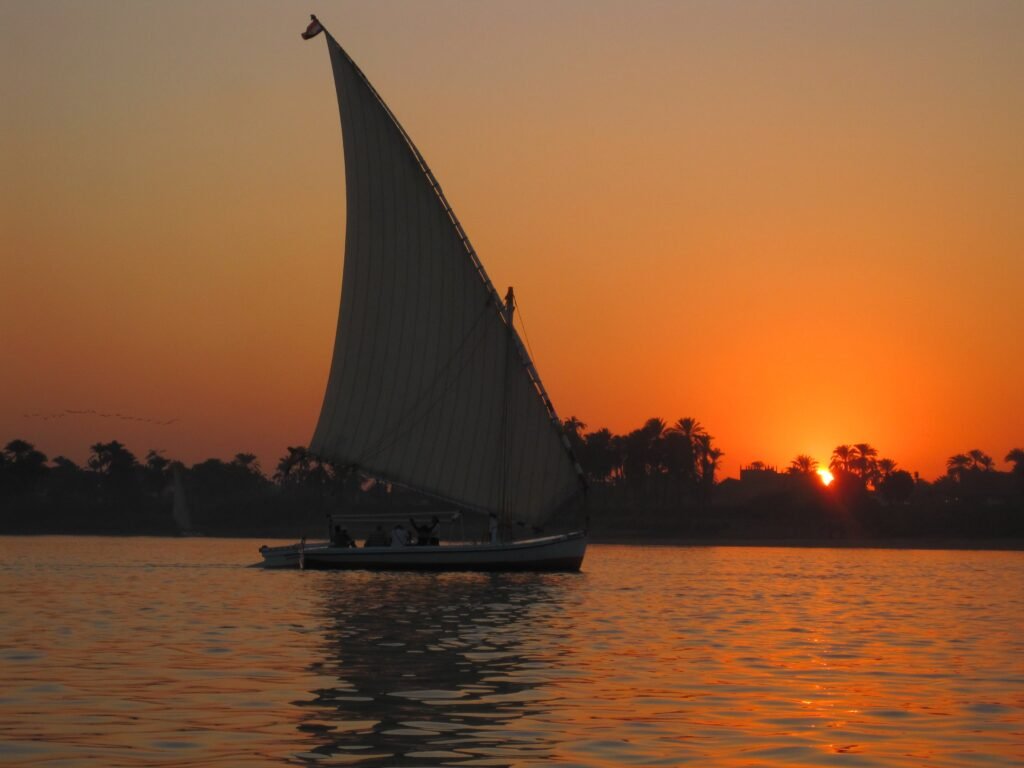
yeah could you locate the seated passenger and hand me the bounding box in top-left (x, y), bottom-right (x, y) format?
top-left (409, 515), bottom-right (441, 546)
top-left (390, 524), bottom-right (410, 547)
top-left (331, 525), bottom-right (356, 548)
top-left (364, 525), bottom-right (389, 547)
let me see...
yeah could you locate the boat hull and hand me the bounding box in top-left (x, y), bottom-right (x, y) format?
top-left (258, 531), bottom-right (586, 572)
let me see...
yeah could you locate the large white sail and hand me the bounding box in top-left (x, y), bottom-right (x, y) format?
top-left (309, 31), bottom-right (583, 528)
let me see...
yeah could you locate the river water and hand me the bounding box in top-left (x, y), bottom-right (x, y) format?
top-left (0, 537), bottom-right (1021, 767)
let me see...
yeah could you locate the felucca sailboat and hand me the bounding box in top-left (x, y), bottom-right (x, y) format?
top-left (259, 17), bottom-right (587, 571)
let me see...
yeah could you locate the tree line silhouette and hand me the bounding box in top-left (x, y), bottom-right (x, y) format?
top-left (1, 423), bottom-right (1022, 542)
top-left (563, 416), bottom-right (723, 504)
top-left (0, 438), bottom-right (363, 536)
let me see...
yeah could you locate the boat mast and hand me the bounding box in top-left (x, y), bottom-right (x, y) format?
top-left (499, 287), bottom-right (514, 528)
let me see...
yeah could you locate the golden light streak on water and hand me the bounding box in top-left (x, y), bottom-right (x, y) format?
top-left (1, 537), bottom-right (1022, 766)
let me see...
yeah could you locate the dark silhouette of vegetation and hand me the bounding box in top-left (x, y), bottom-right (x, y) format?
top-left (1, 439), bottom-right (48, 495)
top-left (827, 443), bottom-right (900, 490)
top-left (565, 416), bottom-right (722, 508)
top-left (788, 455), bottom-right (818, 475)
top-left (879, 470), bottom-right (915, 506)
top-left (585, 434), bottom-right (1023, 543)
top-left (1, 431), bottom-right (1022, 544)
top-left (1008, 449), bottom-right (1024, 495)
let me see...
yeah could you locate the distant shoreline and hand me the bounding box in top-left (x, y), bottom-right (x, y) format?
top-left (588, 534), bottom-right (1024, 551)
top-left (3, 530), bottom-right (1023, 552)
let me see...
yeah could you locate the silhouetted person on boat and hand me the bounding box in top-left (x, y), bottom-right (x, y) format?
top-left (390, 524), bottom-right (410, 547)
top-left (364, 525), bottom-right (389, 547)
top-left (331, 525), bottom-right (355, 548)
top-left (489, 512), bottom-right (500, 544)
top-left (410, 516), bottom-right (440, 545)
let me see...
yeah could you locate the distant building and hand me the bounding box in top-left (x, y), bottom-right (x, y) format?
top-left (716, 463), bottom-right (792, 506)
top-left (739, 463), bottom-right (780, 482)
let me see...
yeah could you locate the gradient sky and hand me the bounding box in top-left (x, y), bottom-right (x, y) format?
top-left (2, 0), bottom-right (1022, 480)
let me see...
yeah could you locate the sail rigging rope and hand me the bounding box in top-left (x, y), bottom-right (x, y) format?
top-left (512, 296), bottom-right (539, 373)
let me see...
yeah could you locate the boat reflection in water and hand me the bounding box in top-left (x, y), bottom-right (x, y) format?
top-left (292, 572), bottom-right (581, 766)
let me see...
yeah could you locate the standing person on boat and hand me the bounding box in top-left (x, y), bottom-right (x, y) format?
top-left (409, 516), bottom-right (440, 546)
top-left (390, 524), bottom-right (409, 547)
top-left (489, 513), bottom-right (500, 544)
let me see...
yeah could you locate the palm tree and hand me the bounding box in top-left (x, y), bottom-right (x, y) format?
top-left (615, 418), bottom-right (667, 498)
top-left (88, 441), bottom-right (139, 492)
top-left (638, 417), bottom-right (667, 477)
top-left (967, 449), bottom-right (994, 471)
top-left (641, 417), bottom-right (666, 437)
top-left (788, 455), bottom-right (818, 475)
top-left (275, 445), bottom-right (312, 486)
top-left (830, 445), bottom-right (854, 474)
top-left (48, 455), bottom-right (85, 494)
top-left (3, 439), bottom-right (38, 462)
top-left (876, 458), bottom-right (897, 480)
top-left (668, 417), bottom-right (704, 441)
top-left (562, 417), bottom-right (587, 458)
top-left (1007, 448), bottom-right (1024, 494)
top-left (852, 443), bottom-right (878, 482)
top-left (562, 416), bottom-right (587, 441)
top-left (232, 452), bottom-right (262, 476)
top-left (946, 453), bottom-right (970, 481)
top-left (142, 450), bottom-right (171, 493)
top-left (581, 428), bottom-right (618, 483)
top-left (666, 417), bottom-right (706, 484)
top-left (695, 433), bottom-right (722, 494)
top-left (145, 449), bottom-right (170, 473)
top-left (1006, 448), bottom-right (1024, 474)
top-left (1, 439), bottom-right (48, 492)
top-left (89, 441), bottom-right (138, 475)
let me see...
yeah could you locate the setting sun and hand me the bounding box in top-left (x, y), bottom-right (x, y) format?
top-left (817, 468), bottom-right (834, 486)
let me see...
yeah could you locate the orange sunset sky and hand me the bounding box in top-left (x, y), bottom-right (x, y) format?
top-left (2, 1), bottom-right (1022, 481)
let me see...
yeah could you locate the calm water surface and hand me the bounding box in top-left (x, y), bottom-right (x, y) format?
top-left (1, 537), bottom-right (1021, 767)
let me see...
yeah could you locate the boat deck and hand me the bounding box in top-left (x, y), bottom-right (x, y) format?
top-left (258, 531), bottom-right (586, 572)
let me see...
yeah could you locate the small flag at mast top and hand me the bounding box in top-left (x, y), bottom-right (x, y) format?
top-left (301, 16), bottom-right (324, 40)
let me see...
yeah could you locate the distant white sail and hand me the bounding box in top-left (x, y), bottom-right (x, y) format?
top-left (309, 33), bottom-right (583, 527)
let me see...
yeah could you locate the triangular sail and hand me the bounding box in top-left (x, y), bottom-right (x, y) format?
top-left (309, 31), bottom-right (583, 527)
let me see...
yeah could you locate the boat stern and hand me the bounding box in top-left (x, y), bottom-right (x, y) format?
top-left (257, 542), bottom-right (306, 569)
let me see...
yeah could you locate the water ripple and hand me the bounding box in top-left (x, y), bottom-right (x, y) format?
top-left (0, 537), bottom-right (1022, 766)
